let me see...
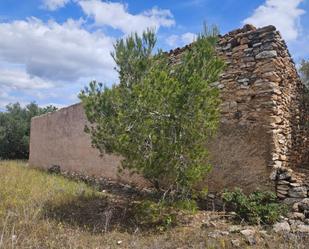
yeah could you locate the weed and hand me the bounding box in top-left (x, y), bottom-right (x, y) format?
top-left (222, 188), bottom-right (288, 225)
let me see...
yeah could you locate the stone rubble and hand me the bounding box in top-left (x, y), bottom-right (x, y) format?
top-left (271, 166), bottom-right (309, 233)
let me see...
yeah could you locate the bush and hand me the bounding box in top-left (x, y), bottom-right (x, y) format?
top-left (133, 199), bottom-right (197, 230)
top-left (80, 25), bottom-right (225, 198)
top-left (222, 188), bottom-right (288, 225)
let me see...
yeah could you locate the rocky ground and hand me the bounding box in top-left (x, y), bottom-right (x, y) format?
top-left (53, 164), bottom-right (309, 248)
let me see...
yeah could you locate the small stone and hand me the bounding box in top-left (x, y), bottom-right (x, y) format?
top-left (220, 231), bottom-right (229, 236)
top-left (277, 180), bottom-right (290, 185)
top-left (48, 165), bottom-right (61, 174)
top-left (240, 37), bottom-right (249, 44)
top-left (252, 42), bottom-right (262, 48)
top-left (210, 81), bottom-right (220, 87)
top-left (273, 221), bottom-right (291, 233)
top-left (240, 229), bottom-right (256, 245)
top-left (222, 43), bottom-right (231, 50)
top-left (229, 225), bottom-right (242, 233)
top-left (270, 116), bottom-right (283, 124)
top-left (298, 199), bottom-right (309, 212)
top-left (288, 187), bottom-right (307, 198)
top-left (275, 161), bottom-right (283, 168)
top-left (290, 182), bottom-right (302, 187)
top-left (117, 240), bottom-right (123, 245)
top-left (277, 192), bottom-right (287, 199)
top-left (257, 25), bottom-right (276, 33)
top-left (256, 50), bottom-right (277, 59)
top-left (260, 230), bottom-right (269, 238)
top-left (283, 198), bottom-right (304, 206)
top-left (217, 84), bottom-right (225, 89)
top-left (263, 72), bottom-right (281, 82)
top-left (292, 202), bottom-right (300, 212)
top-left (304, 219), bottom-right (309, 225)
top-left (243, 24), bottom-right (256, 31)
top-left (237, 78), bottom-right (249, 84)
top-left (289, 219), bottom-right (304, 230)
top-left (288, 212), bottom-right (305, 221)
top-left (278, 172), bottom-right (292, 180)
top-left (295, 224), bottom-right (309, 233)
top-left (231, 239), bottom-right (240, 247)
top-left (277, 185), bottom-right (290, 191)
top-left (208, 231), bottom-right (220, 239)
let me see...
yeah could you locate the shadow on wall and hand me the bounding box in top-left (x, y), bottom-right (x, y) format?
top-left (301, 91), bottom-right (309, 168)
top-left (204, 123), bottom-right (274, 194)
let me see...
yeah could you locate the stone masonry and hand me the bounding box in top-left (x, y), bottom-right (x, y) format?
top-left (29, 25), bottom-right (308, 195)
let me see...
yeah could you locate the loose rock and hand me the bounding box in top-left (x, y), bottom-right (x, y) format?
top-left (273, 221), bottom-right (291, 233)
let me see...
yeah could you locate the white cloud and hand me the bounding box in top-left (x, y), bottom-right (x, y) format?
top-left (0, 17), bottom-right (119, 108)
top-left (42, 0), bottom-right (70, 11)
top-left (79, 0), bottom-right (175, 34)
top-left (166, 32), bottom-right (197, 47)
top-left (0, 1), bottom-right (176, 108)
top-left (0, 17), bottom-right (116, 82)
top-left (0, 67), bottom-right (54, 90)
top-left (243, 0), bottom-right (305, 41)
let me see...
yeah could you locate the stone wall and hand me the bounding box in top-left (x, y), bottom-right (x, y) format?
top-left (295, 91), bottom-right (309, 168)
top-left (215, 23), bottom-right (306, 190)
top-left (29, 24), bottom-right (307, 193)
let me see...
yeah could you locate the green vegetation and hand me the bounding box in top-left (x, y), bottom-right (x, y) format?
top-left (133, 199), bottom-right (197, 231)
top-left (222, 188), bottom-right (288, 225)
top-left (1, 161), bottom-right (308, 249)
top-left (300, 59), bottom-right (309, 88)
top-left (80, 26), bottom-right (225, 198)
top-left (0, 102), bottom-right (56, 159)
top-left (0, 161), bottom-right (103, 248)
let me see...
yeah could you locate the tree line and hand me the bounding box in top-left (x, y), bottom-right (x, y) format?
top-left (0, 103), bottom-right (57, 159)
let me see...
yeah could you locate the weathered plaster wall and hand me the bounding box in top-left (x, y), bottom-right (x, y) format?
top-left (29, 103), bottom-right (146, 187)
top-left (29, 24), bottom-right (306, 193)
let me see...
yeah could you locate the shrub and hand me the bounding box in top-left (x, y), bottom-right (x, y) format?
top-left (222, 188), bottom-right (288, 225)
top-left (133, 199), bottom-right (197, 230)
top-left (80, 25), bottom-right (225, 198)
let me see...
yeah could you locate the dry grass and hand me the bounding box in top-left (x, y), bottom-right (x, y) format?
top-left (0, 160), bottom-right (308, 249)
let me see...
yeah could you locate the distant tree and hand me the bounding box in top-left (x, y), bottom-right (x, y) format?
top-left (80, 26), bottom-right (225, 199)
top-left (300, 59), bottom-right (309, 88)
top-left (0, 102), bottom-right (57, 159)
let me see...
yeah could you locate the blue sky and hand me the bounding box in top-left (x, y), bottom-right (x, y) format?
top-left (0, 0), bottom-right (308, 109)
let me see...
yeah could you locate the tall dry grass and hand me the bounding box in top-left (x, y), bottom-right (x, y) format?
top-left (0, 160), bottom-right (104, 248)
top-left (0, 161), bottom-right (308, 249)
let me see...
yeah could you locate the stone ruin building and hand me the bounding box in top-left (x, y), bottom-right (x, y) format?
top-left (29, 24), bottom-right (309, 203)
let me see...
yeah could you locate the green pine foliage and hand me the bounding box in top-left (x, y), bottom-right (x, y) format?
top-left (80, 26), bottom-right (225, 198)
